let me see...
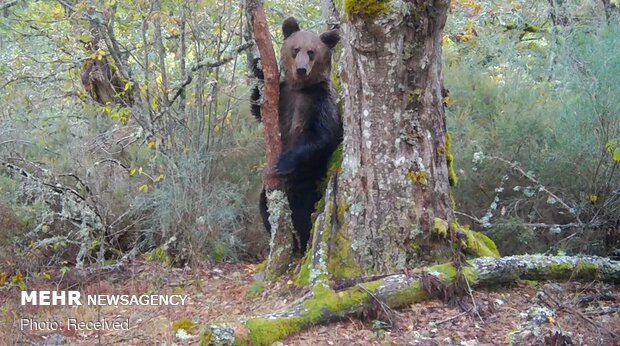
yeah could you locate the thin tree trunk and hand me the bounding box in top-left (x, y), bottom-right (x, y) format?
top-left (153, 0), bottom-right (169, 108)
top-left (246, 0), bottom-right (294, 277)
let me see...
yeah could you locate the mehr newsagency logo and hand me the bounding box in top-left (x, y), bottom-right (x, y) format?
top-left (21, 290), bottom-right (189, 306)
top-left (19, 291), bottom-right (190, 332)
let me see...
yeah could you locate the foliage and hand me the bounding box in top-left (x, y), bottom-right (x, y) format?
top-left (0, 0), bottom-right (278, 268)
top-left (445, 0), bottom-right (620, 256)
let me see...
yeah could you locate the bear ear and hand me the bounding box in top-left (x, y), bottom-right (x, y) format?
top-left (320, 29), bottom-right (340, 49)
top-left (282, 17), bottom-right (300, 39)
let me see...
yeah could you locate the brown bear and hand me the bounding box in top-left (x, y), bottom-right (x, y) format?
top-left (254, 17), bottom-right (342, 254)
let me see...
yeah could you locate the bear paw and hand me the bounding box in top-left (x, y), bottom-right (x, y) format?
top-left (276, 152), bottom-right (298, 175)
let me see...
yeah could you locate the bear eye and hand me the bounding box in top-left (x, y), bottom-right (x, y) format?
top-left (292, 48), bottom-right (300, 58)
top-left (307, 50), bottom-right (315, 61)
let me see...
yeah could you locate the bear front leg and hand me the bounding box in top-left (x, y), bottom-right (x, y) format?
top-left (276, 129), bottom-right (334, 176)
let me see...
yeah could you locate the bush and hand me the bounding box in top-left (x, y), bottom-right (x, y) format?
top-left (445, 3), bottom-right (619, 255)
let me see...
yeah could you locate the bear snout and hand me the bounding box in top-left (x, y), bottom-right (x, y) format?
top-left (296, 68), bottom-right (308, 76)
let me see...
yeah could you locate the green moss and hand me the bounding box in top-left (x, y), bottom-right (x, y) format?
top-left (450, 220), bottom-right (500, 258)
top-left (432, 218), bottom-right (449, 238)
top-left (315, 145), bottom-right (343, 216)
top-left (326, 145), bottom-right (343, 176)
top-left (328, 231), bottom-right (361, 279)
top-left (145, 246), bottom-right (172, 265)
top-left (427, 262), bottom-right (458, 279)
top-left (332, 71), bottom-right (342, 94)
top-left (328, 200), bottom-right (360, 279)
top-left (295, 250), bottom-right (312, 285)
top-left (344, 0), bottom-right (389, 17)
top-left (461, 227), bottom-right (500, 258)
top-left (199, 330), bottom-right (213, 346)
top-left (245, 317), bottom-right (302, 345)
top-left (408, 89), bottom-right (423, 104)
top-left (247, 281), bottom-right (265, 297)
top-left (427, 263), bottom-right (478, 283)
top-left (254, 260), bottom-right (267, 273)
top-left (383, 281), bottom-right (430, 308)
top-left (547, 263), bottom-right (573, 279)
top-left (246, 283), bottom-right (383, 345)
top-left (576, 261), bottom-right (598, 277)
top-left (407, 170), bottom-right (429, 186)
top-left (305, 283), bottom-right (378, 320)
top-left (445, 132), bottom-right (458, 187)
top-left (172, 319), bottom-right (197, 333)
top-left (521, 279), bottom-right (539, 286)
top-left (548, 261), bottom-right (598, 280)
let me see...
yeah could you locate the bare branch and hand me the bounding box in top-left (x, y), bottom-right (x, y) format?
top-left (168, 41), bottom-right (253, 106)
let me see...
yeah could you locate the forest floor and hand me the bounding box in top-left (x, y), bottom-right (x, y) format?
top-left (1, 260), bottom-right (619, 345)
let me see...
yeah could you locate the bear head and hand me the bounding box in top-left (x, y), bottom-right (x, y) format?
top-left (280, 17), bottom-right (340, 89)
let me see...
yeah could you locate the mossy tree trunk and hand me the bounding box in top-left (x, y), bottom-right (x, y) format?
top-left (306, 0), bottom-right (459, 282)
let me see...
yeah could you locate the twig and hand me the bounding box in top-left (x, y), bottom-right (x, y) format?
top-left (434, 307), bottom-right (473, 326)
top-left (539, 290), bottom-right (618, 338)
top-left (169, 41), bottom-right (254, 105)
top-left (0, 139), bottom-right (32, 146)
top-left (356, 284), bottom-right (395, 328)
top-left (487, 155), bottom-right (579, 221)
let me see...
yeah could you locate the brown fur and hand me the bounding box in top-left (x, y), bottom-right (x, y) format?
top-left (259, 17), bottom-right (342, 254)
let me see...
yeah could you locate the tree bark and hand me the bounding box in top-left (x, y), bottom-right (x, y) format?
top-left (201, 255), bottom-right (620, 345)
top-left (305, 0), bottom-right (458, 279)
top-left (246, 0), bottom-right (294, 276)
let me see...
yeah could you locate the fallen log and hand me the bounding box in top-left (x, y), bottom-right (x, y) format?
top-left (199, 255), bottom-right (620, 345)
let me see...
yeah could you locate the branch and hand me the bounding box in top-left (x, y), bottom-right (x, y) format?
top-left (169, 41), bottom-right (253, 106)
top-left (201, 255), bottom-right (620, 345)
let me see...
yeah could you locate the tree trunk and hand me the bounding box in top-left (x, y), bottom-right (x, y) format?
top-left (301, 0), bottom-right (472, 284)
top-left (246, 0), bottom-right (294, 277)
top-left (338, 0), bottom-right (454, 273)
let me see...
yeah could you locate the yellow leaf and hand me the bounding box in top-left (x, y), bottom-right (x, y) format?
top-left (225, 112), bottom-right (232, 126)
top-left (130, 168), bottom-right (138, 176)
top-left (156, 75), bottom-right (163, 86)
top-left (147, 140), bottom-right (156, 149)
top-left (590, 194), bottom-right (598, 202)
top-left (138, 167), bottom-right (143, 174)
top-left (52, 5), bottom-right (65, 19)
top-left (443, 96), bottom-right (455, 107)
top-left (151, 99), bottom-right (158, 112)
top-left (214, 125), bottom-right (221, 134)
top-left (155, 174), bottom-right (165, 183)
top-left (138, 184), bottom-right (149, 192)
top-left (136, 42), bottom-right (144, 49)
top-left (12, 271), bottom-right (27, 290)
